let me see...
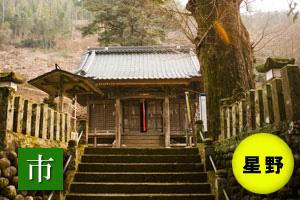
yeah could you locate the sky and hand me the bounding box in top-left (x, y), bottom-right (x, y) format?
top-left (179, 0), bottom-right (300, 12)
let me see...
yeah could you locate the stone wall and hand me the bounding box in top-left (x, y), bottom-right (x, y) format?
top-left (214, 123), bottom-right (300, 200)
top-left (0, 131), bottom-right (69, 200)
top-left (0, 73), bottom-right (75, 200)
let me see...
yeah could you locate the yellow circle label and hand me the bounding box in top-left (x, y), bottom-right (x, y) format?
top-left (232, 133), bottom-right (294, 194)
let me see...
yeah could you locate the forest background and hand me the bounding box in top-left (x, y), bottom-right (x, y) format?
top-left (0, 0), bottom-right (299, 100)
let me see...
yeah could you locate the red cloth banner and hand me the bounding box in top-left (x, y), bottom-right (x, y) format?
top-left (141, 101), bottom-right (147, 132)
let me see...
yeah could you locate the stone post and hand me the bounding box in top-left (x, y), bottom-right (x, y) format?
top-left (203, 138), bottom-right (214, 171)
top-left (232, 103), bottom-right (237, 137)
top-left (67, 140), bottom-right (77, 171)
top-left (246, 90), bottom-right (256, 130)
top-left (270, 78), bottom-right (286, 125)
top-left (255, 89), bottom-right (264, 128)
top-left (0, 87), bottom-right (15, 148)
top-left (0, 72), bottom-right (23, 148)
top-left (24, 100), bottom-right (32, 136)
top-left (220, 104), bottom-right (225, 140)
top-left (55, 112), bottom-right (61, 141)
top-left (238, 100), bottom-right (246, 134)
top-left (262, 83), bottom-right (274, 124)
top-left (61, 113), bottom-right (66, 142)
top-left (33, 104), bottom-right (41, 138)
top-left (281, 65), bottom-right (300, 121)
top-left (226, 106), bottom-right (232, 138)
top-left (40, 103), bottom-right (49, 139)
top-left (281, 65), bottom-right (300, 134)
top-left (14, 96), bottom-right (24, 134)
top-left (215, 169), bottom-right (228, 200)
top-left (49, 109), bottom-right (55, 140)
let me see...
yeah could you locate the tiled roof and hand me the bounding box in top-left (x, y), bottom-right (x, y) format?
top-left (74, 46), bottom-right (201, 80)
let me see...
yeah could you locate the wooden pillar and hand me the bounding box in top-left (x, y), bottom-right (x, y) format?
top-left (86, 104), bottom-right (90, 145)
top-left (281, 65), bottom-right (300, 121)
top-left (164, 96), bottom-right (171, 148)
top-left (115, 98), bottom-right (122, 148)
top-left (24, 100), bottom-right (32, 136)
top-left (49, 109), bottom-right (54, 140)
top-left (13, 96), bottom-right (24, 133)
top-left (270, 78), bottom-right (286, 124)
top-left (40, 104), bottom-right (48, 139)
top-left (59, 76), bottom-right (64, 113)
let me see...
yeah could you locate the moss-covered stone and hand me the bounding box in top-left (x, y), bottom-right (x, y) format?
top-left (2, 166), bottom-right (17, 179)
top-left (256, 57), bottom-right (295, 73)
top-left (1, 185), bottom-right (16, 199)
top-left (0, 158), bottom-right (10, 170)
top-left (15, 194), bottom-right (24, 200)
top-left (0, 72), bottom-right (24, 84)
top-left (0, 178), bottom-right (9, 189)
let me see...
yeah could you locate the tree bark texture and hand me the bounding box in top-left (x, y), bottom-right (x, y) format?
top-left (187, 0), bottom-right (255, 139)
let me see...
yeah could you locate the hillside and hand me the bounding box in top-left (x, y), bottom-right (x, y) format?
top-left (0, 3), bottom-right (299, 101)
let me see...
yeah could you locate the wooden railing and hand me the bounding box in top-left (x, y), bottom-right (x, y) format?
top-left (219, 65), bottom-right (300, 140)
top-left (3, 92), bottom-right (76, 143)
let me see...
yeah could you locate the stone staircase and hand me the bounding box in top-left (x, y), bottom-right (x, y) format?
top-left (66, 148), bottom-right (215, 200)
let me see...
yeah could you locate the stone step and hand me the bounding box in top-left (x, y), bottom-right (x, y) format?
top-left (121, 143), bottom-right (164, 148)
top-left (84, 148), bottom-right (199, 155)
top-left (66, 193), bottom-right (215, 200)
top-left (73, 172), bottom-right (208, 183)
top-left (69, 182), bottom-right (211, 194)
top-left (77, 163), bottom-right (204, 172)
top-left (81, 154), bottom-right (201, 163)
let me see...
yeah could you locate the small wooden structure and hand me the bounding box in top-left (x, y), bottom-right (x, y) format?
top-left (29, 46), bottom-right (203, 148)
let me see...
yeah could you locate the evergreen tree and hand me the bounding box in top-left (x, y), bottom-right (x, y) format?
top-left (81, 0), bottom-right (167, 46)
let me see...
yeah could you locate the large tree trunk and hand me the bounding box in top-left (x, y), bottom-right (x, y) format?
top-left (187, 0), bottom-right (255, 139)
